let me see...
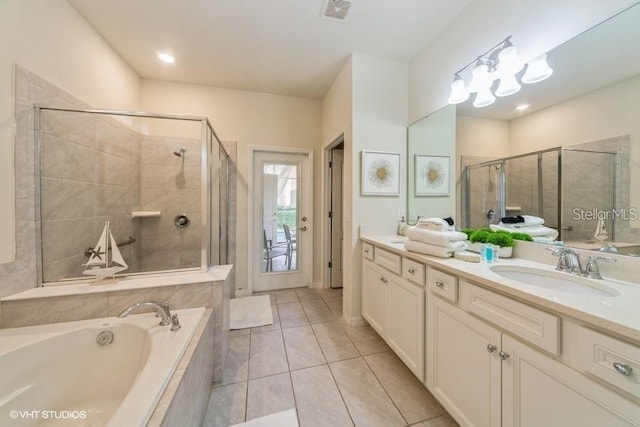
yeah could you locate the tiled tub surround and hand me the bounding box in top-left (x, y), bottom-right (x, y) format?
top-left (0, 307), bottom-right (210, 426)
top-left (0, 265), bottom-right (233, 383)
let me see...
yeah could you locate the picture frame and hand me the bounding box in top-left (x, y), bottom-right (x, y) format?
top-left (415, 155), bottom-right (450, 196)
top-left (361, 150), bottom-right (400, 196)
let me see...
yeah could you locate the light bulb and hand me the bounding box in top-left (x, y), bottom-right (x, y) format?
top-left (448, 75), bottom-right (470, 104)
top-left (495, 73), bottom-right (521, 97)
top-left (522, 54), bottom-right (553, 84)
top-left (473, 87), bottom-right (496, 108)
top-left (497, 42), bottom-right (524, 76)
top-left (157, 51), bottom-right (176, 64)
top-left (468, 62), bottom-right (492, 93)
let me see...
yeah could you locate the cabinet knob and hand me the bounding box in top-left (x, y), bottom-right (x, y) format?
top-left (364, 249), bottom-right (369, 254)
top-left (379, 277), bottom-right (388, 284)
top-left (613, 362), bottom-right (633, 377)
top-left (487, 344), bottom-right (497, 353)
top-left (435, 280), bottom-right (445, 288)
top-left (499, 351), bottom-right (510, 361)
top-left (408, 267), bottom-right (415, 274)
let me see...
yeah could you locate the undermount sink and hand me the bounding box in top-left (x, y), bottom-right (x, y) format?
top-left (489, 265), bottom-right (621, 297)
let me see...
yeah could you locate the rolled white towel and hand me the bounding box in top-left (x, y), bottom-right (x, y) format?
top-left (416, 217), bottom-right (454, 231)
top-left (406, 227), bottom-right (468, 246)
top-left (404, 240), bottom-right (461, 258)
top-left (490, 224), bottom-right (558, 240)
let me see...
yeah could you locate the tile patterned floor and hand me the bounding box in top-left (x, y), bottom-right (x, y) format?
top-left (203, 287), bottom-right (459, 427)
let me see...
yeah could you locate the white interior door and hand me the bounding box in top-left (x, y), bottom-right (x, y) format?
top-left (330, 149), bottom-right (343, 288)
top-left (252, 150), bottom-right (312, 291)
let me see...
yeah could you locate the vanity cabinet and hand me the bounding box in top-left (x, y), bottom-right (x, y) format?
top-left (362, 248), bottom-right (424, 380)
top-left (427, 276), bottom-right (639, 427)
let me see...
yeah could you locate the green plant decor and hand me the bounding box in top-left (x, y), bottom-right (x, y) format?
top-left (461, 229), bottom-right (475, 239)
top-left (469, 229), bottom-right (492, 244)
top-left (510, 232), bottom-right (534, 242)
top-left (486, 232), bottom-right (515, 248)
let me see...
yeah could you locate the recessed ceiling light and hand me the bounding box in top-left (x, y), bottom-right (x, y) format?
top-left (515, 104), bottom-right (530, 111)
top-left (157, 51), bottom-right (176, 64)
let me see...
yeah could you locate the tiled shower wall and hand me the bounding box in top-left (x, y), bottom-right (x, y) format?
top-left (139, 135), bottom-right (202, 271)
top-left (462, 136), bottom-right (635, 245)
top-left (40, 110), bottom-right (142, 281)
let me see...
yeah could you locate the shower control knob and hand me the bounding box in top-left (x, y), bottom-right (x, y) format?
top-left (174, 214), bottom-right (190, 228)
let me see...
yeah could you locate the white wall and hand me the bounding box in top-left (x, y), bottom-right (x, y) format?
top-left (348, 53), bottom-right (408, 322)
top-left (0, 0), bottom-right (140, 264)
top-left (408, 0), bottom-right (638, 123)
top-left (140, 79), bottom-right (322, 293)
top-left (321, 57), bottom-right (353, 315)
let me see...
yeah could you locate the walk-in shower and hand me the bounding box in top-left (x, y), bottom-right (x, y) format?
top-left (462, 146), bottom-right (617, 242)
top-left (34, 107), bottom-right (235, 284)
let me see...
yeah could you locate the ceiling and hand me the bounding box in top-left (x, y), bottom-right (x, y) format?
top-left (69, 0), bottom-right (472, 99)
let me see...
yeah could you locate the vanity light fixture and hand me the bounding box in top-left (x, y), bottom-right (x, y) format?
top-left (448, 36), bottom-right (553, 108)
top-left (157, 51), bottom-right (176, 64)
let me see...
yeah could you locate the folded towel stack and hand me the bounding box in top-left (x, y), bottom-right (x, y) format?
top-left (415, 217), bottom-right (455, 232)
top-left (490, 215), bottom-right (558, 242)
top-left (404, 222), bottom-right (468, 258)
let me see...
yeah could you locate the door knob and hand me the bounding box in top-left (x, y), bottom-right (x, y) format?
top-left (300, 226), bottom-right (307, 231)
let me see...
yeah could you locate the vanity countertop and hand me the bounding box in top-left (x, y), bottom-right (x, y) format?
top-left (361, 234), bottom-right (640, 343)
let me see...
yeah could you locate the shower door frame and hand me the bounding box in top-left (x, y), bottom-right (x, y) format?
top-left (463, 146), bottom-right (617, 242)
top-left (33, 106), bottom-right (230, 286)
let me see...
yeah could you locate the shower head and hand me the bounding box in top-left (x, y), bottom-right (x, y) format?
top-left (173, 147), bottom-right (186, 157)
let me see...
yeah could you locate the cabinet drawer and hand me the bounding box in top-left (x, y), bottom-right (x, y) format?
top-left (402, 258), bottom-right (425, 286)
top-left (576, 326), bottom-right (640, 398)
top-left (374, 247), bottom-right (401, 275)
top-left (427, 269), bottom-right (457, 302)
top-left (362, 242), bottom-right (374, 260)
top-left (459, 281), bottom-right (560, 355)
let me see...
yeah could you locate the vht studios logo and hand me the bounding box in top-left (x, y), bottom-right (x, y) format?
top-left (572, 208), bottom-right (638, 221)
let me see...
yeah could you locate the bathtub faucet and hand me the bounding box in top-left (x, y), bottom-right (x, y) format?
top-left (117, 301), bottom-right (181, 331)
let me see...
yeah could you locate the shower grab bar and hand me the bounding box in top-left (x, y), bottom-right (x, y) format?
top-left (84, 237), bottom-right (136, 257)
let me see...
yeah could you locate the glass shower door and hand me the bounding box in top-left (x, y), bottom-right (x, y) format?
top-left (465, 162), bottom-right (504, 228)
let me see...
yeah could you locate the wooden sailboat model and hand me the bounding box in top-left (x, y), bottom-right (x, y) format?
top-left (83, 221), bottom-right (128, 280)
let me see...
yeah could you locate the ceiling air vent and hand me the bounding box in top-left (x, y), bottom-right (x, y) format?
top-left (322, 0), bottom-right (351, 22)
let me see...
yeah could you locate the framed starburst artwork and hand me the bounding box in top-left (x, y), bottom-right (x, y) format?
top-left (361, 151), bottom-right (400, 196)
top-left (415, 155), bottom-right (450, 196)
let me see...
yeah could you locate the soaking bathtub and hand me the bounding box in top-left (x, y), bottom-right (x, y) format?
top-left (0, 307), bottom-right (206, 427)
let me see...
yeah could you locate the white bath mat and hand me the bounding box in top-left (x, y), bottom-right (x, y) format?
top-left (230, 409), bottom-right (298, 427)
top-left (230, 295), bottom-right (273, 329)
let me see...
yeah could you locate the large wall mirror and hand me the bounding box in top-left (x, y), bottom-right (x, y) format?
top-left (408, 4), bottom-right (640, 255)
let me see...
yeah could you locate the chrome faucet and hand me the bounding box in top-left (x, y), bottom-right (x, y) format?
top-left (117, 301), bottom-right (181, 331)
top-left (583, 254), bottom-right (616, 279)
top-left (549, 247), bottom-right (583, 275)
top-left (548, 247), bottom-right (617, 279)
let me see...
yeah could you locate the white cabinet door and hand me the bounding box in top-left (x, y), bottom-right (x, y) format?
top-left (388, 277), bottom-right (424, 380)
top-left (427, 294), bottom-right (502, 427)
top-left (362, 260), bottom-right (389, 336)
top-left (502, 334), bottom-right (640, 427)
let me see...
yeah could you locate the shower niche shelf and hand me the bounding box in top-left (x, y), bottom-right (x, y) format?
top-left (131, 211), bottom-right (162, 219)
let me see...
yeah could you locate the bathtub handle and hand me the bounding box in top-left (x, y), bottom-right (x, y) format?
top-left (171, 314), bottom-right (181, 331)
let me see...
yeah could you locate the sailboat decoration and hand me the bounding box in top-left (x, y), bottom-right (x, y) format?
top-left (83, 221), bottom-right (128, 279)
